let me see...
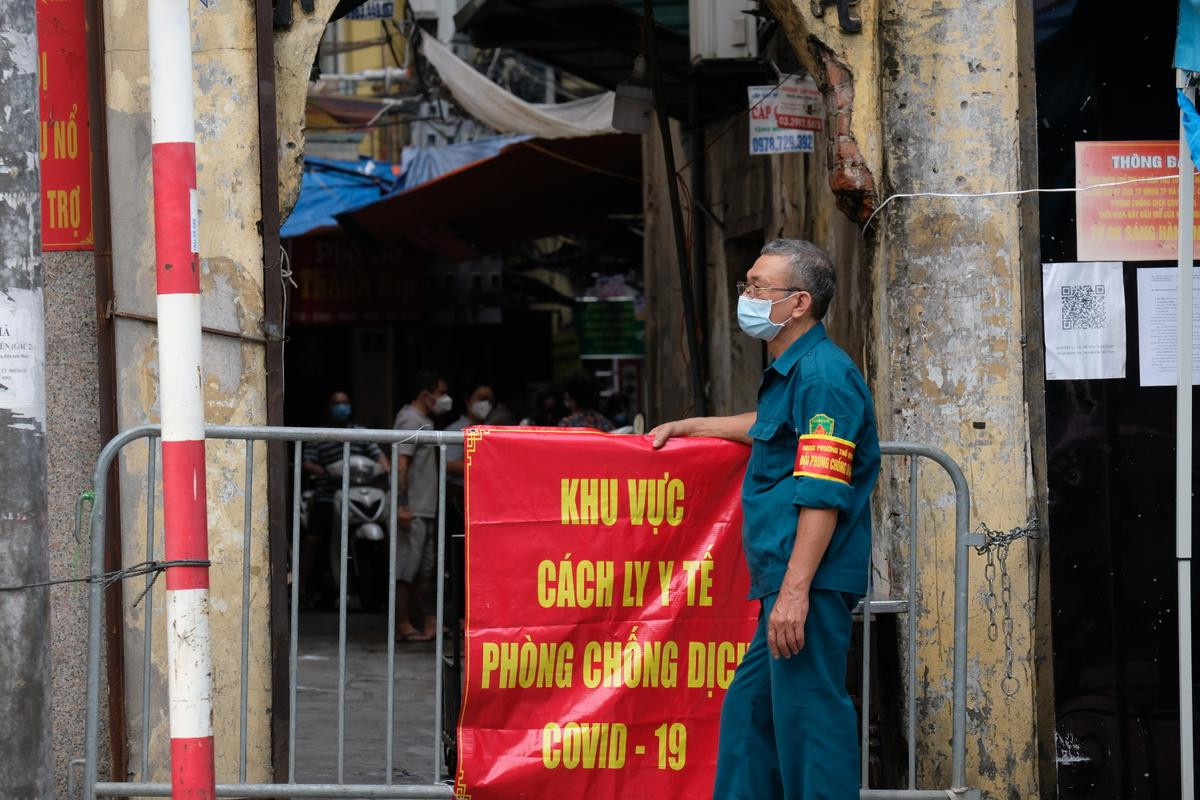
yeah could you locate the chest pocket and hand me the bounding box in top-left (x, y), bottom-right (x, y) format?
top-left (747, 418), bottom-right (797, 486)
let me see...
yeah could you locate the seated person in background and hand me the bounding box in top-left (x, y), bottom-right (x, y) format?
top-left (602, 392), bottom-right (632, 431)
top-left (299, 391), bottom-right (389, 605)
top-left (520, 385), bottom-right (564, 427)
top-left (557, 374), bottom-right (614, 432)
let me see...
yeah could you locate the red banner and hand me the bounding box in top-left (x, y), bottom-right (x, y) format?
top-left (1075, 140), bottom-right (1200, 262)
top-left (457, 428), bottom-right (757, 799)
top-left (37, 0), bottom-right (94, 250)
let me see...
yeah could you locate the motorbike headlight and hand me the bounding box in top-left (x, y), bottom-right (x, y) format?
top-left (356, 522), bottom-right (385, 542)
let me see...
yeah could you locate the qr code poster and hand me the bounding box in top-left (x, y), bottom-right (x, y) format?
top-left (1042, 262), bottom-right (1126, 380)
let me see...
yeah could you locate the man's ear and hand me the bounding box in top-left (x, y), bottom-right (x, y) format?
top-left (791, 292), bottom-right (812, 320)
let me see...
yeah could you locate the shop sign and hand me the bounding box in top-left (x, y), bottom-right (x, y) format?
top-left (575, 297), bottom-right (644, 356)
top-left (457, 428), bottom-right (757, 799)
top-left (290, 235), bottom-right (421, 324)
top-left (747, 76), bottom-right (819, 156)
top-left (344, 0), bottom-right (395, 19)
top-left (37, 0), bottom-right (93, 250)
top-left (1075, 140), bottom-right (1200, 262)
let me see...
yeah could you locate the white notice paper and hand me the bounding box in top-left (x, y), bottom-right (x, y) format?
top-left (0, 287), bottom-right (46, 420)
top-left (1043, 262), bottom-right (1127, 380)
top-left (1136, 267), bottom-right (1200, 386)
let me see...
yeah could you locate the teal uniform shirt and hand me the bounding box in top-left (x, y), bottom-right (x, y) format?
top-left (741, 322), bottom-right (881, 599)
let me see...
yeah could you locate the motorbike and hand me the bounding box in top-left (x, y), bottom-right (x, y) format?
top-left (303, 454), bottom-right (392, 612)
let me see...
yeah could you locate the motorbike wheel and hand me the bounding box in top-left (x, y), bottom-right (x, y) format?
top-left (356, 553), bottom-right (386, 614)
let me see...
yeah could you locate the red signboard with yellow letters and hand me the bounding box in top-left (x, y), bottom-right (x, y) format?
top-left (37, 0), bottom-right (93, 250)
top-left (1075, 140), bottom-right (1199, 262)
top-left (457, 428), bottom-right (757, 798)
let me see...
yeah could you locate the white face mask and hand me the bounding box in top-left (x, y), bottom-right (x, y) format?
top-left (432, 393), bottom-right (453, 415)
top-left (469, 399), bottom-right (493, 421)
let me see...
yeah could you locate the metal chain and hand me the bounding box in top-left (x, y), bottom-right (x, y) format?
top-left (982, 548), bottom-right (998, 642)
top-left (973, 518), bottom-right (1039, 696)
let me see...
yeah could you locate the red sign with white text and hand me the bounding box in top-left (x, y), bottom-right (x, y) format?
top-left (37, 0), bottom-right (93, 250)
top-left (456, 428), bottom-right (757, 799)
top-left (1075, 140), bottom-right (1200, 262)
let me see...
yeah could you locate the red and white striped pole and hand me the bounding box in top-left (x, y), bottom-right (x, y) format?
top-left (148, 0), bottom-right (215, 796)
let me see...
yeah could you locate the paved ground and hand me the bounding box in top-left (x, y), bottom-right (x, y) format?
top-left (293, 610), bottom-right (452, 786)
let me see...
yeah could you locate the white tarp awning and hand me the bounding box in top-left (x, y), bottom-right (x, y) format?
top-left (420, 31), bottom-right (618, 139)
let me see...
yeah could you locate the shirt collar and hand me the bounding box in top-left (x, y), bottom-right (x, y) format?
top-left (766, 322), bottom-right (827, 376)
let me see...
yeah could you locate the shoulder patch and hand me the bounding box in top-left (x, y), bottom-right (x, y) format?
top-left (808, 413), bottom-right (835, 436)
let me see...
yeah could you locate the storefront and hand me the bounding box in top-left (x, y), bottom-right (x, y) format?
top-left (1035, 1), bottom-right (1196, 795)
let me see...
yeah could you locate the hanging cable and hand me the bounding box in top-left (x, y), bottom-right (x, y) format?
top-left (643, 0), bottom-right (707, 416)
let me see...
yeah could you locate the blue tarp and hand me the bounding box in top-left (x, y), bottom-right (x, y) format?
top-left (1177, 0), bottom-right (1200, 72)
top-left (281, 135), bottom-right (531, 238)
top-left (280, 157), bottom-right (397, 238)
top-left (391, 134), bottom-right (529, 193)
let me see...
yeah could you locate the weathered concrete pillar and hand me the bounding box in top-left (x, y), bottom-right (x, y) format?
top-left (765, 1), bottom-right (1046, 796)
top-left (0, 0), bottom-right (53, 795)
top-left (102, 0), bottom-right (276, 780)
top-left (874, 2), bottom-right (1042, 795)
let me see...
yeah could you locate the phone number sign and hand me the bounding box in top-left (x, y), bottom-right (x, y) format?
top-left (748, 75), bottom-right (822, 156)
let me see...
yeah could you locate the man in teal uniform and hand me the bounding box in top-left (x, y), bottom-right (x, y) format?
top-left (651, 239), bottom-right (880, 799)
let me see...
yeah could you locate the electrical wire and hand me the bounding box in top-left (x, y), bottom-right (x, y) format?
top-left (0, 559), bottom-right (212, 608)
top-left (380, 20), bottom-right (404, 70)
top-left (673, 71), bottom-right (797, 179)
top-left (863, 171), bottom-right (1196, 233)
top-left (519, 141), bottom-right (642, 183)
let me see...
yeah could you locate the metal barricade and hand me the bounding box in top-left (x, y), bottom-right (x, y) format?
top-left (81, 425), bottom-right (460, 799)
top-left (77, 427), bottom-right (977, 799)
top-left (858, 443), bottom-right (980, 800)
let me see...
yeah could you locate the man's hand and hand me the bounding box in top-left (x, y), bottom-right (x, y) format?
top-left (767, 585), bottom-right (809, 659)
top-left (648, 419), bottom-right (694, 449)
top-left (648, 413), bottom-right (756, 448)
top-left (396, 505), bottom-right (413, 531)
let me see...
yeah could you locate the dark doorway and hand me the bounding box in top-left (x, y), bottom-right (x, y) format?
top-left (1034, 1), bottom-right (1195, 796)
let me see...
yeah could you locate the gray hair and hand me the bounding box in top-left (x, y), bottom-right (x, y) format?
top-left (760, 239), bottom-right (836, 319)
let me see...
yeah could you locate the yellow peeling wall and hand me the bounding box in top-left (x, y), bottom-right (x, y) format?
top-left (771, 1), bottom-right (1045, 796)
top-left (102, 0), bottom-right (272, 783)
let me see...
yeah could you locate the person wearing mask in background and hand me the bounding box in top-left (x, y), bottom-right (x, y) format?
top-left (300, 391), bottom-right (389, 607)
top-left (445, 383), bottom-right (495, 480)
top-left (444, 383), bottom-right (494, 628)
top-left (392, 371), bottom-right (450, 641)
top-left (557, 374), bottom-right (614, 432)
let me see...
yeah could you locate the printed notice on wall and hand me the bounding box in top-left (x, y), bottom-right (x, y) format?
top-left (1075, 141), bottom-right (1200, 262)
top-left (1042, 262), bottom-right (1127, 380)
top-left (0, 290), bottom-right (46, 418)
top-left (1136, 267), bottom-right (1200, 386)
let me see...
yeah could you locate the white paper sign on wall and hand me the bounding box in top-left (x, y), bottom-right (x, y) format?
top-left (1042, 261), bottom-right (1127, 380)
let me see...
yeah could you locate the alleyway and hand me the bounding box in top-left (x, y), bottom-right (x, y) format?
top-left (293, 611), bottom-right (444, 785)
